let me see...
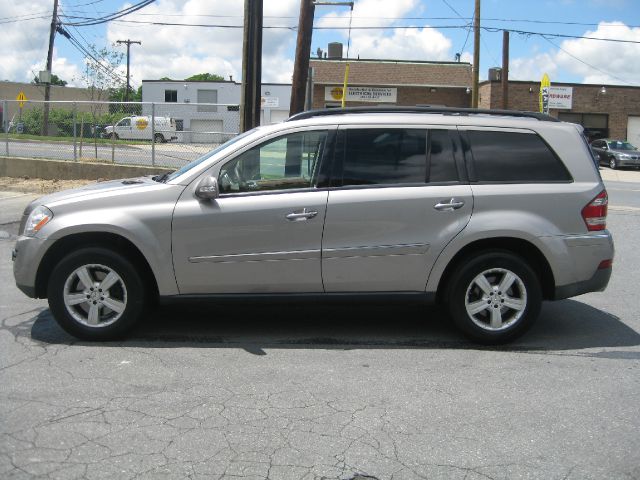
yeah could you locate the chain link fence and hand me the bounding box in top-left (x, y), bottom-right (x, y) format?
top-left (1, 100), bottom-right (241, 169)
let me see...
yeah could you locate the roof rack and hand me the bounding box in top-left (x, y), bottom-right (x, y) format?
top-left (287, 106), bottom-right (559, 122)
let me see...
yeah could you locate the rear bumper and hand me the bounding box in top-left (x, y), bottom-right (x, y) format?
top-left (554, 266), bottom-right (612, 300)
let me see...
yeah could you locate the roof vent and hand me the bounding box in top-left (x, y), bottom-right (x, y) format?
top-left (488, 67), bottom-right (502, 81)
top-left (328, 42), bottom-right (343, 59)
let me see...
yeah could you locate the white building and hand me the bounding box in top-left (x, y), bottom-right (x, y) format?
top-left (141, 80), bottom-right (291, 143)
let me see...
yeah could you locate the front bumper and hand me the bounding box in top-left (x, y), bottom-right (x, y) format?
top-left (12, 235), bottom-right (48, 299)
top-left (617, 156), bottom-right (640, 167)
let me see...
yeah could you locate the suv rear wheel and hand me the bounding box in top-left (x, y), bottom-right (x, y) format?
top-left (447, 250), bottom-right (542, 344)
top-left (47, 247), bottom-right (146, 341)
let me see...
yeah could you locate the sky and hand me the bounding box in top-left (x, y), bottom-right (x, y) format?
top-left (1, 0), bottom-right (639, 89)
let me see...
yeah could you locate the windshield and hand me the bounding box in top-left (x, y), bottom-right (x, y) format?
top-left (165, 130), bottom-right (256, 182)
top-left (607, 140), bottom-right (637, 151)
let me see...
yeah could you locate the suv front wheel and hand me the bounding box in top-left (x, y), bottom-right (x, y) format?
top-left (47, 247), bottom-right (147, 341)
top-left (447, 251), bottom-right (542, 344)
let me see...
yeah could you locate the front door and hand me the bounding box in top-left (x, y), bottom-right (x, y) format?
top-left (322, 127), bottom-right (472, 292)
top-left (172, 129), bottom-right (332, 294)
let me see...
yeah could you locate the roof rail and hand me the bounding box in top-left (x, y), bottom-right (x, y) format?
top-left (287, 106), bottom-right (559, 122)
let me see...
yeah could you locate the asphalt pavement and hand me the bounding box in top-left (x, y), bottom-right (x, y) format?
top-left (0, 173), bottom-right (639, 479)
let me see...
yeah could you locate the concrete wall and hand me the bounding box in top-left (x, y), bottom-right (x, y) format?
top-left (0, 81), bottom-right (105, 116)
top-left (0, 156), bottom-right (172, 181)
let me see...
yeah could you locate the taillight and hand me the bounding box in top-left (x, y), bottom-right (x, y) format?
top-left (581, 190), bottom-right (608, 231)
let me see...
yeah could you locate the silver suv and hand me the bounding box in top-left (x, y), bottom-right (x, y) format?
top-left (12, 107), bottom-right (614, 343)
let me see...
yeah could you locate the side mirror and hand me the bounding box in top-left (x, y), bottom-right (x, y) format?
top-left (195, 176), bottom-right (219, 200)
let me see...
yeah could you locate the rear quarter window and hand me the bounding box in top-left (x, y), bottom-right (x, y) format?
top-left (466, 130), bottom-right (572, 182)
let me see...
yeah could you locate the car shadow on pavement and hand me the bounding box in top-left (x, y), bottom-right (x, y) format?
top-left (29, 298), bottom-right (640, 354)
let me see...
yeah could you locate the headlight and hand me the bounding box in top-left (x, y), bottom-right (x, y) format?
top-left (617, 153), bottom-right (630, 159)
top-left (24, 206), bottom-right (53, 236)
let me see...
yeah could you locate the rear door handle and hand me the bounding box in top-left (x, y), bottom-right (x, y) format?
top-left (434, 198), bottom-right (465, 211)
top-left (286, 208), bottom-right (318, 221)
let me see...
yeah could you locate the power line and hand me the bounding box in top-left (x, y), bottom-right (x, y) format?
top-left (98, 19), bottom-right (640, 46)
top-left (63, 0), bottom-right (156, 26)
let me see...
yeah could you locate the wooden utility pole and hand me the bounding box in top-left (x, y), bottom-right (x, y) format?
top-left (502, 30), bottom-right (509, 109)
top-left (471, 0), bottom-right (480, 108)
top-left (42, 0), bottom-right (59, 136)
top-left (289, 0), bottom-right (315, 116)
top-left (116, 39), bottom-right (141, 102)
top-left (240, 0), bottom-right (263, 132)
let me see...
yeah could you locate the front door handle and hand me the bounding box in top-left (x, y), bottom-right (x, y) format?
top-left (286, 208), bottom-right (318, 221)
top-left (434, 198), bottom-right (465, 211)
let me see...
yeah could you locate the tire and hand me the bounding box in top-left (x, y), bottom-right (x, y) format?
top-left (47, 247), bottom-right (147, 341)
top-left (154, 133), bottom-right (165, 143)
top-left (609, 157), bottom-right (617, 169)
top-left (446, 250), bottom-right (542, 344)
top-left (109, 133), bottom-right (119, 140)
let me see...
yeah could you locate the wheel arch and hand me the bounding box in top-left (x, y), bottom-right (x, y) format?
top-left (35, 232), bottom-right (159, 299)
top-left (435, 237), bottom-right (556, 303)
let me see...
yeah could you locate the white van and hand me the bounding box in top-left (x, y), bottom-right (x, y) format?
top-left (103, 116), bottom-right (177, 142)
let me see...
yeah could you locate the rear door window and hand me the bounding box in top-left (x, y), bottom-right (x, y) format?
top-left (338, 128), bottom-right (459, 187)
top-left (466, 130), bottom-right (571, 182)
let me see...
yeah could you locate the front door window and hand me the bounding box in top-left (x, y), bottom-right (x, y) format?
top-left (219, 131), bottom-right (328, 193)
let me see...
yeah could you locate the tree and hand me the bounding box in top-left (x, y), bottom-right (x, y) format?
top-left (80, 44), bottom-right (125, 155)
top-left (185, 73), bottom-right (225, 82)
top-left (32, 74), bottom-right (67, 86)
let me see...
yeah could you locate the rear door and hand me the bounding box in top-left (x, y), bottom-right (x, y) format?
top-left (321, 126), bottom-right (473, 292)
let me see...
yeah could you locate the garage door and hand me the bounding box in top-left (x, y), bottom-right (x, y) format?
top-left (628, 116), bottom-right (640, 146)
top-left (190, 119), bottom-right (224, 143)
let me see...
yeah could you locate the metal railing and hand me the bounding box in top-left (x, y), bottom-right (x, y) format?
top-left (1, 100), bottom-right (241, 169)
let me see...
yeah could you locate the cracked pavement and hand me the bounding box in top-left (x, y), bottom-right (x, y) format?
top-left (1, 189), bottom-right (639, 480)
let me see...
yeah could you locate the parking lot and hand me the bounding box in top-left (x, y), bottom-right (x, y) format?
top-left (1, 169), bottom-right (639, 479)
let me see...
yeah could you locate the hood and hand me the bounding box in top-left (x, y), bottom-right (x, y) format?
top-left (29, 176), bottom-right (161, 211)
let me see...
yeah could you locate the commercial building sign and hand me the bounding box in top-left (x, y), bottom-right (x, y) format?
top-left (261, 96), bottom-right (279, 108)
top-left (325, 86), bottom-right (397, 103)
top-left (548, 86), bottom-right (573, 109)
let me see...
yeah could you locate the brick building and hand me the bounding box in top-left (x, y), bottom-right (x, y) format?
top-left (480, 80), bottom-right (640, 143)
top-left (309, 57), bottom-right (473, 109)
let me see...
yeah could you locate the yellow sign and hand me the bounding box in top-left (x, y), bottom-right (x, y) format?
top-left (135, 118), bottom-right (148, 130)
top-left (539, 73), bottom-right (550, 114)
top-left (330, 87), bottom-right (344, 101)
top-left (16, 91), bottom-right (27, 108)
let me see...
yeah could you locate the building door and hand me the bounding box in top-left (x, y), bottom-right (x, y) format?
top-left (627, 116), bottom-right (640, 145)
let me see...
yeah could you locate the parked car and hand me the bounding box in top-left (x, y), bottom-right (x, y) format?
top-left (103, 115), bottom-right (177, 142)
top-left (13, 107), bottom-right (613, 344)
top-left (590, 138), bottom-right (640, 169)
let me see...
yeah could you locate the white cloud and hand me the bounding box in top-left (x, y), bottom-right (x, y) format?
top-left (316, 0), bottom-right (452, 61)
top-left (509, 53), bottom-right (559, 82)
top-left (510, 22), bottom-right (640, 85)
top-left (555, 22), bottom-right (640, 85)
top-left (105, 0), bottom-right (300, 85)
top-left (0, 0), bottom-right (52, 81)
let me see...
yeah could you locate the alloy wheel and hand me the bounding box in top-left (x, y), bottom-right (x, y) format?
top-left (62, 264), bottom-right (128, 328)
top-left (464, 267), bottom-right (527, 331)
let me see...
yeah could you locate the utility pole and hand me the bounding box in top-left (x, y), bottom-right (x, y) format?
top-left (502, 30), bottom-right (509, 109)
top-left (240, 0), bottom-right (263, 132)
top-left (42, 0), bottom-right (59, 136)
top-left (116, 39), bottom-right (141, 102)
top-left (471, 0), bottom-right (480, 108)
top-left (289, 0), bottom-right (315, 116)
